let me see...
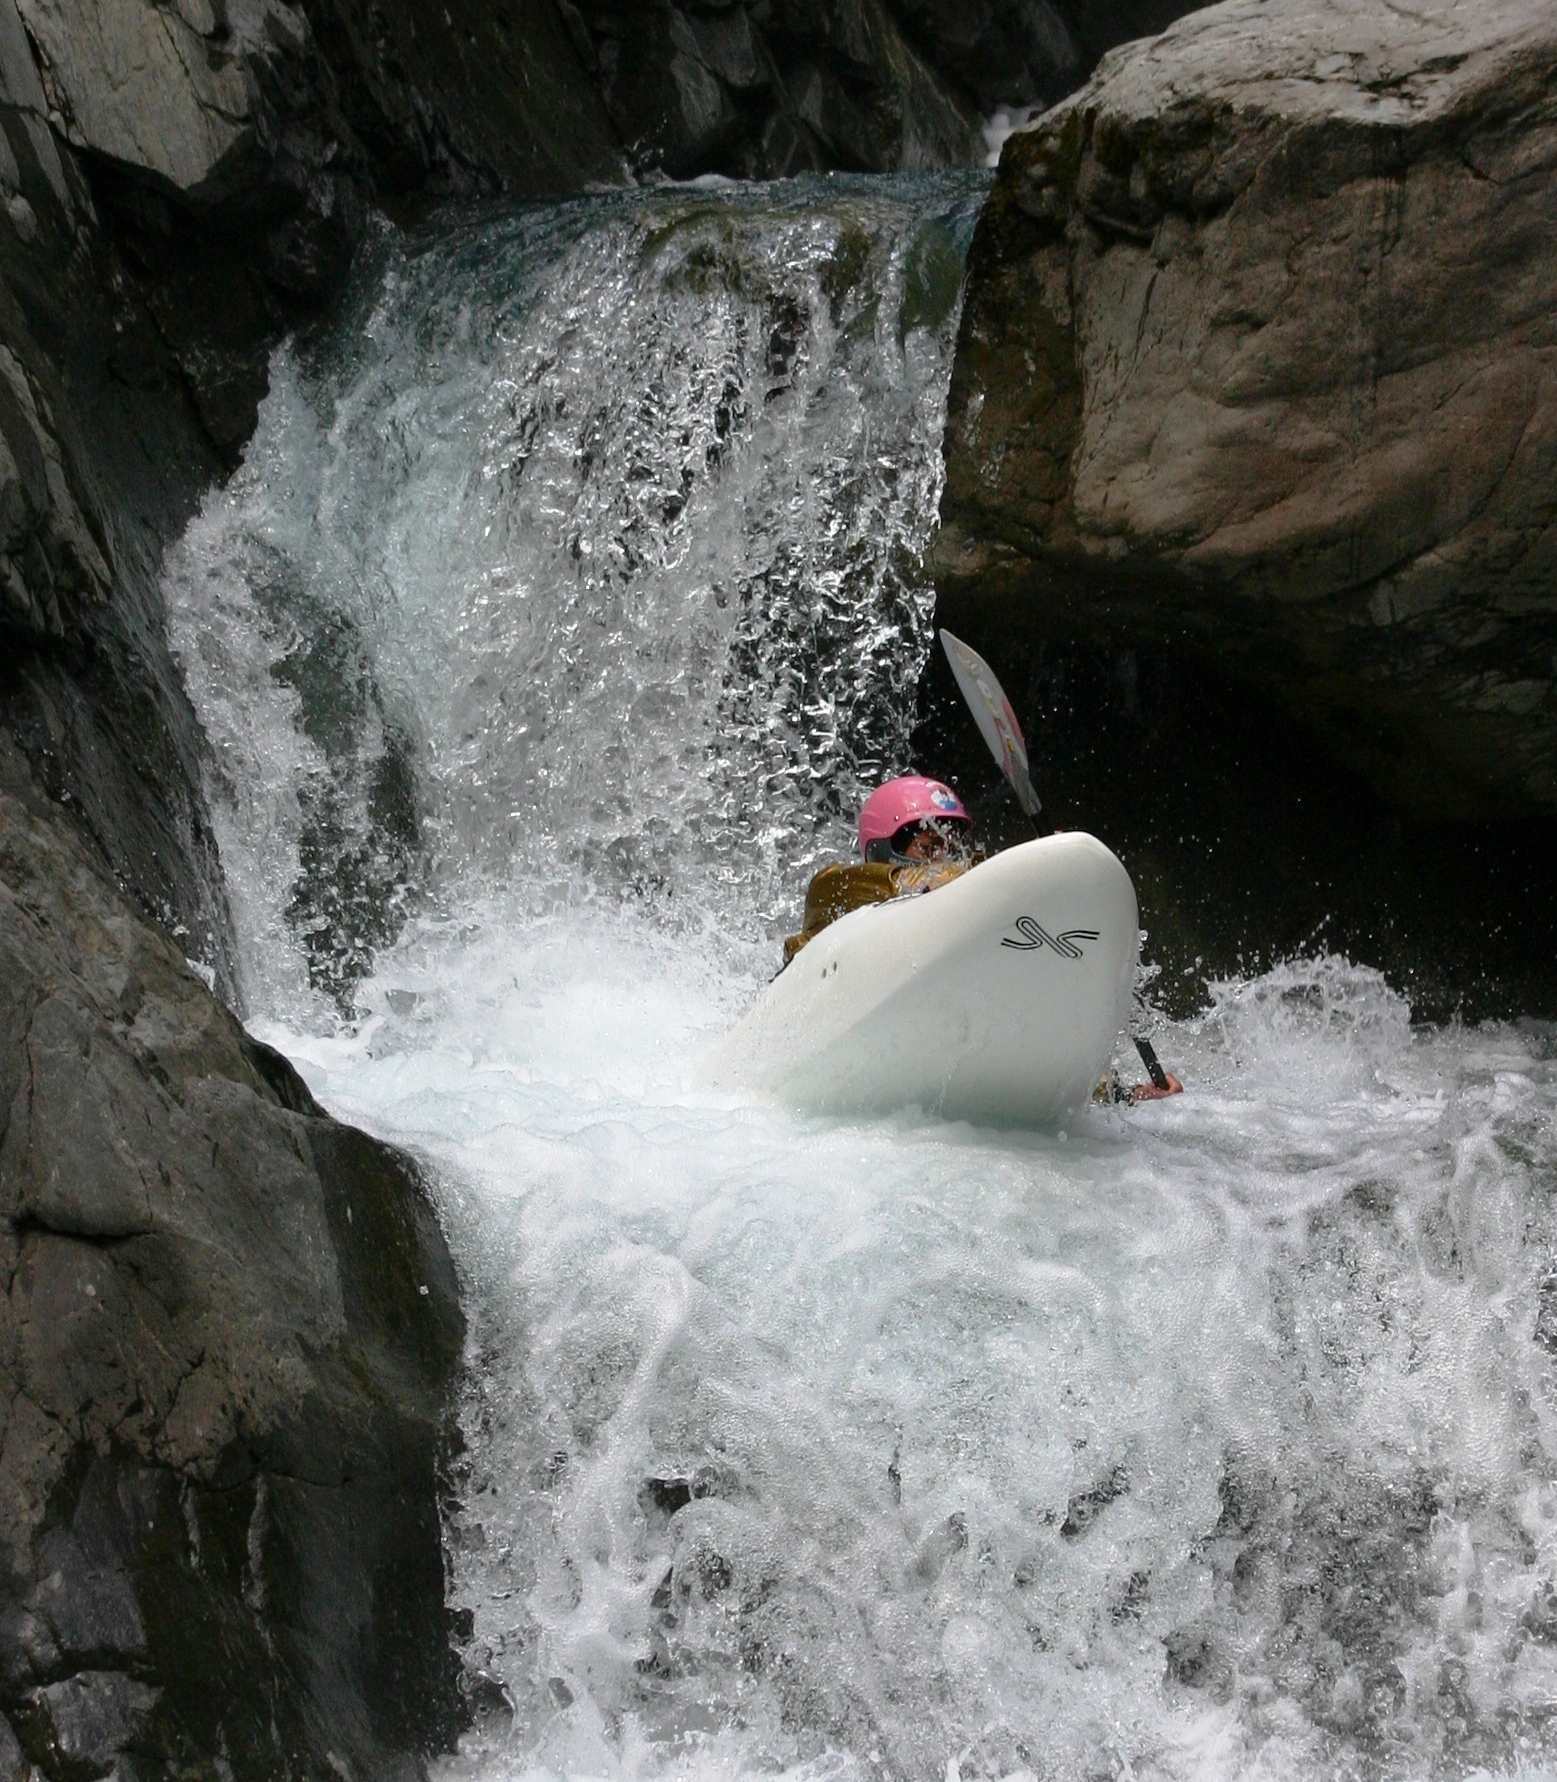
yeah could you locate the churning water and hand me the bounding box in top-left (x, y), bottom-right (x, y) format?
top-left (163, 175), bottom-right (1557, 1782)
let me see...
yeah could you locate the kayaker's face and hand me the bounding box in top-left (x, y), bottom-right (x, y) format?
top-left (900, 821), bottom-right (969, 862)
top-left (902, 827), bottom-right (945, 861)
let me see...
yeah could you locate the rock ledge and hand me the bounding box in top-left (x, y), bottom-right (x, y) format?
top-left (0, 738), bottom-right (464, 1781)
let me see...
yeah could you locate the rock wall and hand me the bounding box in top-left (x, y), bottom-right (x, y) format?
top-left (543, 0), bottom-right (1210, 180)
top-left (560, 0), bottom-right (980, 177)
top-left (935, 0), bottom-right (1557, 819)
top-left (0, 2), bottom-right (520, 1770)
top-left (0, 735), bottom-right (464, 1780)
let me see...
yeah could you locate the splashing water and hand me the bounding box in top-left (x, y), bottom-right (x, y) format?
top-left (163, 177), bottom-right (1557, 1782)
top-left (167, 178), bottom-right (980, 1012)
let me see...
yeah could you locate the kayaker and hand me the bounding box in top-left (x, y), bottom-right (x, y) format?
top-left (782, 775), bottom-right (978, 963)
top-left (784, 772), bottom-right (1187, 1106)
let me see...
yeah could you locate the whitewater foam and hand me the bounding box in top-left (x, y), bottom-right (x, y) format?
top-left (265, 938), bottom-right (1557, 1782)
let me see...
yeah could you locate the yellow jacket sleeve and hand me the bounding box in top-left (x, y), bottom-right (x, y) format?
top-left (782, 860), bottom-right (969, 962)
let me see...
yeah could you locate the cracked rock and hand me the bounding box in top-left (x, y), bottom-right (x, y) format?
top-left (25, 1671), bottom-right (158, 1778)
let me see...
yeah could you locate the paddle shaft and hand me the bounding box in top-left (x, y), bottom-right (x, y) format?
top-left (1134, 1036), bottom-right (1172, 1093)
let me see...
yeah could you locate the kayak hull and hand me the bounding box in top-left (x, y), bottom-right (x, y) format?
top-left (700, 832), bottom-right (1139, 1125)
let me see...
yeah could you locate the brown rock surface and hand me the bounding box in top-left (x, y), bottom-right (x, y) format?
top-left (935, 0), bottom-right (1557, 817)
top-left (0, 738), bottom-right (464, 1779)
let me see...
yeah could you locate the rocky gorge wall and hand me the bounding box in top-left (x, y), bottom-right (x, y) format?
top-left (0, 734), bottom-right (463, 1780)
top-left (0, 7), bottom-right (478, 1767)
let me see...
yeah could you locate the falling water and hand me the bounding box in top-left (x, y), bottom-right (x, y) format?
top-left (164, 174), bottom-right (1557, 1782)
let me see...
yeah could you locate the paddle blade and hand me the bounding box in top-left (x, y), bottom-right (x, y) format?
top-left (939, 628), bottom-right (1042, 819)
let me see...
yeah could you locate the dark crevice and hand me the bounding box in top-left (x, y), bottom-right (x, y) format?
top-left (915, 633), bottom-right (1557, 1022)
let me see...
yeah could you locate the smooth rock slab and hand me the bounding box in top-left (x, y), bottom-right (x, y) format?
top-left (16, 0), bottom-right (252, 194)
top-left (935, 0), bottom-right (1557, 817)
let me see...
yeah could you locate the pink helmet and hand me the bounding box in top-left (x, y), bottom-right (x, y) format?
top-left (857, 775), bottom-right (970, 856)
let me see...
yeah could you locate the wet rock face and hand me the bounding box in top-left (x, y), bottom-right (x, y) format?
top-left (19, 0), bottom-right (623, 209)
top-left (0, 739), bottom-right (465, 1779)
top-left (19, 0), bottom-right (283, 197)
top-left (889, 0), bottom-right (1200, 115)
top-left (936, 0), bottom-right (1557, 819)
top-left (552, 0), bottom-right (1212, 179)
top-left (562, 0), bottom-right (982, 178)
top-left (0, 222), bottom-right (232, 1000)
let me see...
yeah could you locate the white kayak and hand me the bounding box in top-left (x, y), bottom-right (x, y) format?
top-left (699, 832), bottom-right (1140, 1125)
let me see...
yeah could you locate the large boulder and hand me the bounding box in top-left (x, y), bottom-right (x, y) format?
top-left (0, 737), bottom-right (465, 1780)
top-left (17, 0), bottom-right (622, 208)
top-left (935, 0), bottom-right (1557, 818)
top-left (17, 0), bottom-right (265, 197)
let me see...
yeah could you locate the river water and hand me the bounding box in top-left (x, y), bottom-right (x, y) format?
top-left (162, 175), bottom-right (1557, 1782)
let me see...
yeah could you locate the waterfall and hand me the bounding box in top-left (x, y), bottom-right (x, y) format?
top-left (164, 174), bottom-right (1557, 1782)
top-left (165, 176), bottom-right (986, 1020)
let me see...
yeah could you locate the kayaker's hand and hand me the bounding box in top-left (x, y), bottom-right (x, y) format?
top-left (1129, 1071), bottom-right (1183, 1103)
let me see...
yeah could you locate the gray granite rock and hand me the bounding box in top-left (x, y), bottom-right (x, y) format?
top-left (0, 739), bottom-right (465, 1778)
top-left (0, 228), bottom-right (233, 997)
top-left (0, 345), bottom-right (107, 645)
top-left (554, 0), bottom-right (1215, 177)
top-left (889, 0), bottom-right (1202, 113)
top-left (560, 0), bottom-right (983, 176)
top-left (309, 0), bottom-right (624, 199)
top-left (24, 1671), bottom-right (160, 1777)
top-left (0, 1713), bottom-right (23, 1781)
top-left (936, 0), bottom-right (1557, 817)
top-left (17, 0), bottom-right (256, 196)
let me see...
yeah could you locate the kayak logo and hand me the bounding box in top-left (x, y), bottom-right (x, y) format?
top-left (1000, 917), bottom-right (1100, 959)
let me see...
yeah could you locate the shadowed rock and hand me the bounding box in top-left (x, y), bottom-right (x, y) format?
top-left (0, 738), bottom-right (464, 1779)
top-left (936, 0), bottom-right (1557, 818)
top-left (552, 0), bottom-right (983, 177)
top-left (544, 0), bottom-right (1217, 180)
top-left (890, 0), bottom-right (1203, 115)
